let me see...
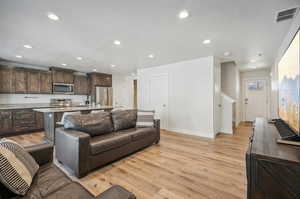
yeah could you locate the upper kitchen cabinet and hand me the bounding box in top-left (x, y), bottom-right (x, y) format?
top-left (88, 72), bottom-right (112, 102)
top-left (0, 66), bottom-right (15, 93)
top-left (51, 67), bottom-right (74, 84)
top-left (14, 68), bottom-right (27, 93)
top-left (64, 72), bottom-right (74, 84)
top-left (88, 72), bottom-right (112, 88)
top-left (74, 75), bottom-right (88, 95)
top-left (40, 71), bottom-right (52, 94)
top-left (27, 69), bottom-right (41, 93)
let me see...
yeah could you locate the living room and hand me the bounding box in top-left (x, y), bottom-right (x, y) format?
top-left (0, 1), bottom-right (300, 199)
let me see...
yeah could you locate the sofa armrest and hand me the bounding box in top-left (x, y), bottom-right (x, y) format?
top-left (26, 143), bottom-right (53, 166)
top-left (95, 185), bottom-right (136, 199)
top-left (55, 128), bottom-right (91, 178)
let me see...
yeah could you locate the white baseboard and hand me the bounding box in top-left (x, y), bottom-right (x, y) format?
top-left (219, 128), bottom-right (233, 134)
top-left (167, 128), bottom-right (215, 139)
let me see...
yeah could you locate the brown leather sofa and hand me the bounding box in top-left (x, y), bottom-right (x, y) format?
top-left (0, 143), bottom-right (136, 199)
top-left (55, 109), bottom-right (160, 178)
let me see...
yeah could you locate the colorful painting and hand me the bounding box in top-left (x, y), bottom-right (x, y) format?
top-left (278, 31), bottom-right (300, 134)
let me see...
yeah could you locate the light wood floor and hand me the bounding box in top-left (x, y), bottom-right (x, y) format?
top-left (10, 125), bottom-right (251, 199)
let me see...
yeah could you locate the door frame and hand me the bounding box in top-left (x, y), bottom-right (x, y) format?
top-left (242, 77), bottom-right (270, 121)
top-left (149, 73), bottom-right (169, 130)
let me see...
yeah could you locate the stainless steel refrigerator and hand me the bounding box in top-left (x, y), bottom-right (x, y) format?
top-left (95, 86), bottom-right (113, 106)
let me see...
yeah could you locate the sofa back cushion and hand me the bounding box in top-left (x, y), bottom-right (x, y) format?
top-left (0, 139), bottom-right (39, 196)
top-left (111, 109), bottom-right (137, 131)
top-left (64, 112), bottom-right (114, 137)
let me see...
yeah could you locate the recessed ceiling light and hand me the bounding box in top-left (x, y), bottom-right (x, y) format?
top-left (76, 57), bottom-right (83, 60)
top-left (203, 40), bottom-right (211, 44)
top-left (24, 45), bottom-right (32, 49)
top-left (148, 54), bottom-right (154, 58)
top-left (178, 10), bottom-right (189, 19)
top-left (224, 52), bottom-right (231, 56)
top-left (93, 69), bottom-right (97, 72)
top-left (111, 64), bottom-right (116, 68)
top-left (16, 55), bottom-right (23, 58)
top-left (114, 40), bottom-right (121, 45)
top-left (250, 59), bottom-right (256, 63)
top-left (47, 12), bottom-right (59, 21)
top-left (61, 63), bottom-right (67, 66)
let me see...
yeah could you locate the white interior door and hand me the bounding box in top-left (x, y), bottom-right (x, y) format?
top-left (150, 74), bottom-right (168, 129)
top-left (244, 79), bottom-right (268, 121)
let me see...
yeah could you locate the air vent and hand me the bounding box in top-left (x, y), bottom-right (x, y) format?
top-left (276, 7), bottom-right (299, 22)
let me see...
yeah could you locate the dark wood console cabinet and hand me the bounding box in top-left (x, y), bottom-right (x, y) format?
top-left (246, 118), bottom-right (300, 199)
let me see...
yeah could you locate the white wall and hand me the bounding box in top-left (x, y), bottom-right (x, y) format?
top-left (271, 11), bottom-right (300, 119)
top-left (112, 75), bottom-right (134, 108)
top-left (221, 62), bottom-right (239, 99)
top-left (138, 56), bottom-right (219, 138)
top-left (240, 68), bottom-right (271, 120)
top-left (221, 61), bottom-right (241, 125)
top-left (0, 94), bottom-right (86, 104)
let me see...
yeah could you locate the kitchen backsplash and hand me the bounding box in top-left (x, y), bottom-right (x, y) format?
top-left (0, 94), bottom-right (87, 104)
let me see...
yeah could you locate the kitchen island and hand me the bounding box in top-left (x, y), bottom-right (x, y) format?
top-left (34, 105), bottom-right (114, 143)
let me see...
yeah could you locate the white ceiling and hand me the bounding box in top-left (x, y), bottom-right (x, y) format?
top-left (0, 0), bottom-right (299, 74)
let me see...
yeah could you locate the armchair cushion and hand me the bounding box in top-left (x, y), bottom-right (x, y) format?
top-left (0, 139), bottom-right (39, 196)
top-left (90, 133), bottom-right (131, 155)
top-left (64, 112), bottom-right (113, 137)
top-left (95, 185), bottom-right (136, 199)
top-left (111, 110), bottom-right (137, 131)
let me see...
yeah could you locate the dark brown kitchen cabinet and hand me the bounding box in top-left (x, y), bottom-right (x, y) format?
top-left (88, 72), bottom-right (112, 102)
top-left (13, 110), bottom-right (36, 132)
top-left (52, 70), bottom-right (65, 83)
top-left (64, 72), bottom-right (74, 84)
top-left (74, 75), bottom-right (88, 95)
top-left (35, 112), bottom-right (44, 130)
top-left (27, 70), bottom-right (40, 93)
top-left (40, 71), bottom-right (52, 94)
top-left (14, 68), bottom-right (27, 93)
top-left (0, 66), bottom-right (14, 93)
top-left (51, 67), bottom-right (74, 84)
top-left (0, 111), bottom-right (13, 136)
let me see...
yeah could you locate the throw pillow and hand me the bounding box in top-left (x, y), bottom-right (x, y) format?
top-left (136, 110), bottom-right (155, 128)
top-left (111, 109), bottom-right (137, 131)
top-left (0, 139), bottom-right (39, 196)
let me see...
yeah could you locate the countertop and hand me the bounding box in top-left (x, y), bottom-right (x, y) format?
top-left (33, 105), bottom-right (114, 113)
top-left (0, 103), bottom-right (56, 110)
top-left (0, 103), bottom-right (86, 110)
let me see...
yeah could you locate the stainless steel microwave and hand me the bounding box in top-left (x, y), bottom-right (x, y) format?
top-left (53, 83), bottom-right (74, 94)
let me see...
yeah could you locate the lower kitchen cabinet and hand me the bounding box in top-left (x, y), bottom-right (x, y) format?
top-left (0, 111), bottom-right (13, 135)
top-left (0, 109), bottom-right (44, 137)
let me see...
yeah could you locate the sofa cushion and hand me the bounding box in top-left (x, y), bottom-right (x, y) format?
top-left (119, 128), bottom-right (156, 141)
top-left (64, 112), bottom-right (113, 137)
top-left (111, 110), bottom-right (137, 131)
top-left (90, 133), bottom-right (131, 155)
top-left (0, 139), bottom-right (39, 196)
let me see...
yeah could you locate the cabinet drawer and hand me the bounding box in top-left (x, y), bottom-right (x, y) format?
top-left (14, 110), bottom-right (35, 120)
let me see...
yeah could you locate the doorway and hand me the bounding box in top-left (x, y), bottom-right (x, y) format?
top-left (243, 79), bottom-right (269, 121)
top-left (149, 74), bottom-right (168, 129)
top-left (133, 80), bottom-right (137, 109)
